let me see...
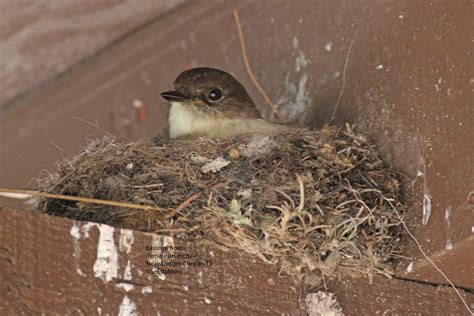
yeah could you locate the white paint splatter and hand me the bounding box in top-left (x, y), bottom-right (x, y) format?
top-left (197, 271), bottom-right (203, 285)
top-left (292, 37), bottom-right (299, 49)
top-left (422, 193), bottom-right (432, 225)
top-left (277, 36), bottom-right (312, 123)
top-left (278, 72), bottom-right (311, 122)
top-left (376, 64), bottom-right (384, 70)
top-left (93, 224), bottom-right (118, 282)
top-left (444, 206), bottom-right (453, 251)
top-left (82, 222), bottom-right (95, 238)
top-left (324, 42), bottom-right (332, 51)
top-left (116, 260), bottom-right (134, 292)
top-left (295, 52), bottom-right (308, 72)
top-left (124, 260), bottom-right (132, 280)
top-left (142, 286), bottom-right (153, 294)
top-left (71, 221), bottom-right (85, 276)
top-left (117, 282), bottom-right (134, 292)
top-left (118, 295), bottom-right (137, 316)
top-left (119, 229), bottom-right (134, 254)
top-left (434, 77), bottom-right (442, 92)
top-left (406, 262), bottom-right (414, 272)
top-left (157, 272), bottom-right (166, 281)
top-left (445, 240), bottom-right (453, 250)
top-left (444, 207), bottom-right (451, 220)
top-left (70, 222), bottom-right (81, 239)
top-left (421, 161), bottom-right (431, 225)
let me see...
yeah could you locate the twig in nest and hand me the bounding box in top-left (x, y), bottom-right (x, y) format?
top-left (165, 193), bottom-right (200, 219)
top-left (233, 9), bottom-right (284, 123)
top-left (0, 188), bottom-right (166, 212)
top-left (296, 173), bottom-right (305, 212)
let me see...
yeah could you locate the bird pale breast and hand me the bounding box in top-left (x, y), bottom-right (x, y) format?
top-left (169, 101), bottom-right (286, 139)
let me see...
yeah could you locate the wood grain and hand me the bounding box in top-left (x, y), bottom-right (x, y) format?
top-left (1, 207), bottom-right (472, 315)
top-left (0, 0), bottom-right (185, 106)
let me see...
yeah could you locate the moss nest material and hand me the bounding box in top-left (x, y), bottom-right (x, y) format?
top-left (38, 125), bottom-right (407, 282)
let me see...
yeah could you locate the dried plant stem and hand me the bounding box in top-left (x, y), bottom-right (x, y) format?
top-left (68, 115), bottom-right (115, 137)
top-left (233, 10), bottom-right (284, 122)
top-left (0, 188), bottom-right (165, 212)
top-left (165, 193), bottom-right (200, 219)
top-left (329, 31), bottom-right (358, 124)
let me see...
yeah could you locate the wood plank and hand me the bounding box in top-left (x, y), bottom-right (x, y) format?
top-left (1, 207), bottom-right (473, 315)
top-left (0, 0), bottom-right (185, 106)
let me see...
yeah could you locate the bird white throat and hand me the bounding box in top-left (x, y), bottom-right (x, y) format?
top-left (168, 101), bottom-right (286, 139)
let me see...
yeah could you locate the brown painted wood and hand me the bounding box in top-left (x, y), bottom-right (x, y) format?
top-left (1, 207), bottom-right (472, 315)
top-left (0, 0), bottom-right (186, 106)
top-left (0, 207), bottom-right (301, 315)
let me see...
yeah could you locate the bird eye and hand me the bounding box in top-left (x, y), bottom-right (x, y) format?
top-left (208, 88), bottom-right (222, 102)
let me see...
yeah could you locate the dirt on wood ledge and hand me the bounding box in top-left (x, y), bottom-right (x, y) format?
top-left (36, 124), bottom-right (408, 283)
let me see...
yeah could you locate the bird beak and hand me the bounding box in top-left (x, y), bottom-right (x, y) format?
top-left (160, 90), bottom-right (188, 102)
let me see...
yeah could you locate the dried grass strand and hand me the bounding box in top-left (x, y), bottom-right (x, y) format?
top-left (328, 31), bottom-right (358, 123)
top-left (382, 195), bottom-right (472, 314)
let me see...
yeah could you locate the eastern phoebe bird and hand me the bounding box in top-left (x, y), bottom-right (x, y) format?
top-left (160, 67), bottom-right (290, 140)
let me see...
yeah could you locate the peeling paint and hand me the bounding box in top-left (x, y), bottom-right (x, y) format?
top-left (117, 260), bottom-right (134, 292)
top-left (118, 295), bottom-right (137, 316)
top-left (70, 221), bottom-right (85, 276)
top-left (124, 260), bottom-right (132, 280)
top-left (119, 229), bottom-right (134, 254)
top-left (421, 161), bottom-right (431, 225)
top-left (142, 286), bottom-right (153, 294)
top-left (422, 193), bottom-right (432, 225)
top-left (82, 222), bottom-right (95, 238)
top-left (444, 206), bottom-right (453, 251)
top-left (70, 221), bottom-right (81, 239)
top-left (93, 224), bottom-right (118, 282)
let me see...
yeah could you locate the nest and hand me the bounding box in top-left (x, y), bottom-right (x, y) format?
top-left (38, 125), bottom-right (407, 282)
